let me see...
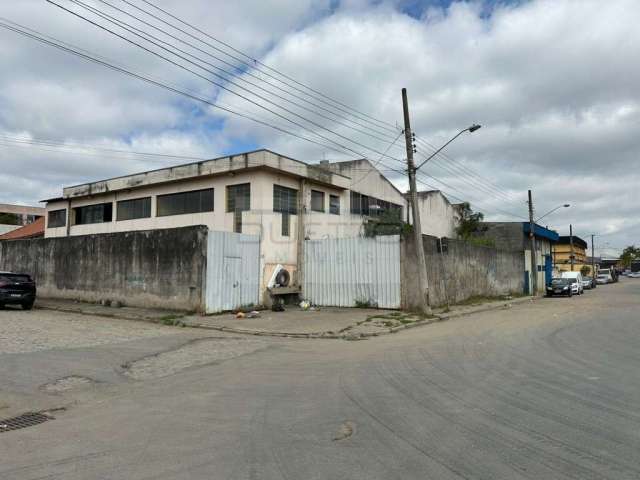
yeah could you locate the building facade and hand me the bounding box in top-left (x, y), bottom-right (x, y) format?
top-left (554, 235), bottom-right (590, 274)
top-left (478, 222), bottom-right (559, 294)
top-left (413, 190), bottom-right (461, 238)
top-left (0, 203), bottom-right (45, 236)
top-left (43, 149), bottom-right (406, 299)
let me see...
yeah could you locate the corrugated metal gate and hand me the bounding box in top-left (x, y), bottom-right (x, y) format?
top-left (206, 231), bottom-right (260, 313)
top-left (303, 235), bottom-right (401, 309)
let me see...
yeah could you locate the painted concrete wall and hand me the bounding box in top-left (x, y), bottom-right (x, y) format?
top-left (413, 191), bottom-right (460, 238)
top-left (401, 234), bottom-right (525, 309)
top-left (0, 226), bottom-right (208, 311)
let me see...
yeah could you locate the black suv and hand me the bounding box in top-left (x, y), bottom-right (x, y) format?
top-left (0, 272), bottom-right (36, 310)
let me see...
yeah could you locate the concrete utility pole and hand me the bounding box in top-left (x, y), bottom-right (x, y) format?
top-left (569, 224), bottom-right (575, 271)
top-left (528, 190), bottom-right (537, 296)
top-left (402, 88), bottom-right (431, 315)
top-left (591, 234), bottom-right (596, 278)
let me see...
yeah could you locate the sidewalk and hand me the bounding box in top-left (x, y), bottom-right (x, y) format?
top-left (35, 295), bottom-right (536, 340)
top-left (182, 296), bottom-right (536, 339)
top-left (35, 298), bottom-right (186, 323)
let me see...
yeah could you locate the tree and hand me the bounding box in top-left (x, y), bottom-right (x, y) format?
top-left (455, 202), bottom-right (486, 240)
top-left (0, 213), bottom-right (20, 225)
top-left (620, 245), bottom-right (640, 267)
top-left (580, 265), bottom-right (591, 277)
top-left (363, 209), bottom-right (409, 237)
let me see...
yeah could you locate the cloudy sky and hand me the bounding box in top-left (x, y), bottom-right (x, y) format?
top-left (0, 0), bottom-right (637, 255)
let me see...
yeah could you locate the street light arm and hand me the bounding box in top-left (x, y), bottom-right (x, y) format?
top-left (535, 203), bottom-right (570, 223)
top-left (413, 124), bottom-right (481, 172)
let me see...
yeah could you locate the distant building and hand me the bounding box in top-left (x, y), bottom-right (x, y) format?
top-left (477, 222), bottom-right (559, 294)
top-left (411, 190), bottom-right (461, 238)
top-left (0, 203), bottom-right (45, 236)
top-left (0, 217), bottom-right (45, 240)
top-left (555, 235), bottom-right (590, 273)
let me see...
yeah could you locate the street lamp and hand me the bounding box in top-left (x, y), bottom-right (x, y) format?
top-left (535, 204), bottom-right (570, 223)
top-left (413, 124), bottom-right (482, 172)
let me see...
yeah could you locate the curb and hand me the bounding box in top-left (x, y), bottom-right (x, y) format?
top-left (38, 296), bottom-right (539, 341)
top-left (185, 296), bottom-right (538, 340)
top-left (34, 303), bottom-right (185, 326)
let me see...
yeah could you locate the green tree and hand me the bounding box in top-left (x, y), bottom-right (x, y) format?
top-left (364, 209), bottom-right (409, 237)
top-left (455, 202), bottom-right (486, 240)
top-left (0, 213), bottom-right (20, 225)
top-left (620, 245), bottom-right (640, 267)
top-left (580, 265), bottom-right (591, 277)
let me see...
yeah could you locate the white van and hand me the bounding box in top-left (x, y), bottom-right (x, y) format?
top-left (561, 271), bottom-right (584, 295)
top-left (597, 268), bottom-right (613, 284)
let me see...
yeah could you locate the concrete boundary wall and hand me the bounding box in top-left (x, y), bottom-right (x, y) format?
top-left (402, 234), bottom-right (525, 310)
top-left (0, 226), bottom-right (208, 311)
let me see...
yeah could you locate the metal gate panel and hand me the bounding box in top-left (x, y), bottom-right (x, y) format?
top-left (206, 231), bottom-right (260, 313)
top-left (304, 235), bottom-right (400, 309)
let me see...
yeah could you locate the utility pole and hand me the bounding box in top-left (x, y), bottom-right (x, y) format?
top-left (569, 224), bottom-right (575, 271)
top-left (591, 234), bottom-right (596, 278)
top-left (402, 88), bottom-right (431, 314)
top-left (527, 190), bottom-right (537, 296)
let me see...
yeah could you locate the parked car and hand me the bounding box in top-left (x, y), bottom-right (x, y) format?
top-left (581, 276), bottom-right (594, 290)
top-left (628, 272), bottom-right (640, 278)
top-left (561, 271), bottom-right (584, 294)
top-left (0, 272), bottom-right (36, 310)
top-left (546, 277), bottom-right (573, 297)
top-left (596, 274), bottom-right (609, 285)
top-left (597, 268), bottom-right (614, 284)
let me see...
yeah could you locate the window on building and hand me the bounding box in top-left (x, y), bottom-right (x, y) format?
top-left (74, 203), bottom-right (113, 225)
top-left (282, 212), bottom-right (290, 236)
top-left (226, 183), bottom-right (250, 233)
top-left (47, 209), bottom-right (66, 228)
top-left (273, 185), bottom-right (298, 214)
top-left (329, 194), bottom-right (340, 215)
top-left (156, 188), bottom-right (214, 217)
top-left (311, 190), bottom-right (325, 212)
top-left (350, 191), bottom-right (401, 218)
top-left (226, 183), bottom-right (250, 213)
top-left (116, 197), bottom-right (151, 221)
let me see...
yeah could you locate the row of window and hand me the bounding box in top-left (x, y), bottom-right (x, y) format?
top-left (48, 187), bottom-right (228, 229)
top-left (48, 185), bottom-right (397, 235)
top-left (350, 191), bottom-right (402, 218)
top-left (310, 190), bottom-right (340, 215)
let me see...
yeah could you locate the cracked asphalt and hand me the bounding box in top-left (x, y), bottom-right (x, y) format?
top-left (1, 280), bottom-right (640, 479)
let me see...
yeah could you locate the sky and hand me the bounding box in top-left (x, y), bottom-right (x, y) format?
top-left (0, 0), bottom-right (637, 256)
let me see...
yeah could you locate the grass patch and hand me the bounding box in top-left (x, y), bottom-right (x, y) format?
top-left (159, 314), bottom-right (185, 327)
top-left (355, 299), bottom-right (377, 309)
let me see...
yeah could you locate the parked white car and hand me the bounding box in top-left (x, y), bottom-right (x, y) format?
top-left (561, 271), bottom-right (584, 294)
top-left (597, 268), bottom-right (614, 284)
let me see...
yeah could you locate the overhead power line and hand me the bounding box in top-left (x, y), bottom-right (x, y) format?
top-left (134, 0), bottom-right (397, 132)
top-left (0, 19), bottom-right (362, 160)
top-left (94, 0), bottom-right (396, 140)
top-left (70, 0), bottom-right (397, 144)
top-left (51, 0), bottom-right (525, 210)
top-left (2, 13), bottom-right (523, 220)
top-left (46, 0), bottom-right (404, 165)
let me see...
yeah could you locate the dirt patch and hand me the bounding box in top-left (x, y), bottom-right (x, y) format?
top-left (122, 337), bottom-right (266, 380)
top-left (42, 376), bottom-right (97, 393)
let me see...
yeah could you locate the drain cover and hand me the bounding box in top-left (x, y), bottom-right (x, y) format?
top-left (0, 412), bottom-right (52, 433)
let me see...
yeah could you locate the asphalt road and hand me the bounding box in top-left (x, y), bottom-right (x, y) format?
top-left (1, 280), bottom-right (639, 479)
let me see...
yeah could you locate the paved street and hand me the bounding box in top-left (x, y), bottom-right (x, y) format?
top-left (1, 280), bottom-right (640, 479)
